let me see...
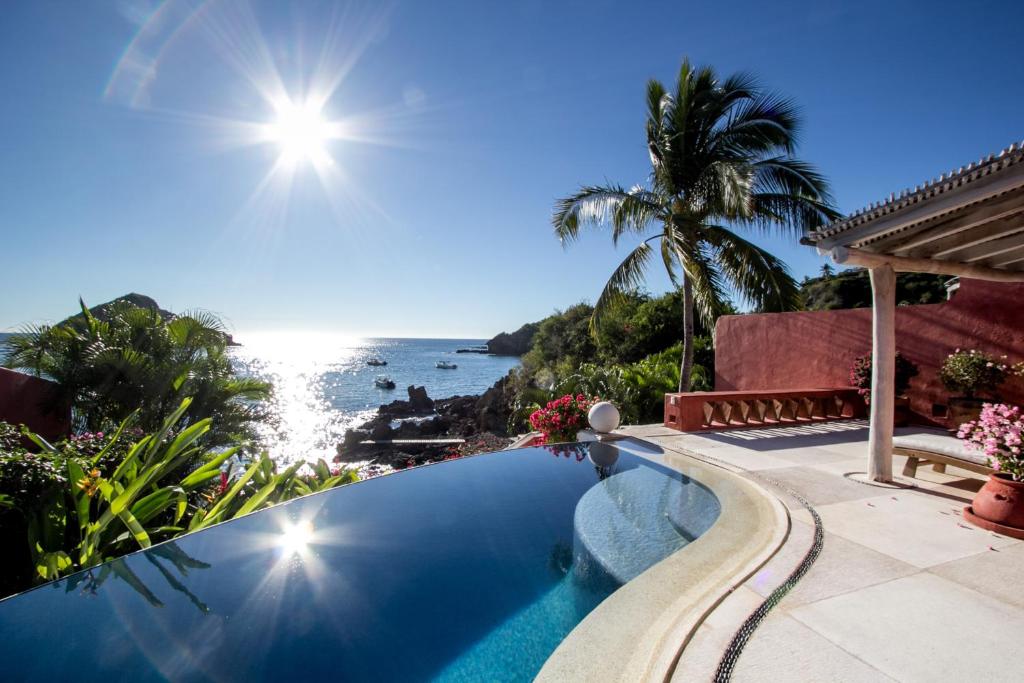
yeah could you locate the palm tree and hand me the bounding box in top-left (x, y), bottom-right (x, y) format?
top-left (553, 59), bottom-right (840, 391)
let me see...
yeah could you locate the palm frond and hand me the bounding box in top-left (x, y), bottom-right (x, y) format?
top-left (677, 245), bottom-right (728, 327)
top-left (702, 225), bottom-right (801, 312)
top-left (592, 241), bottom-right (654, 325)
top-left (552, 185), bottom-right (661, 245)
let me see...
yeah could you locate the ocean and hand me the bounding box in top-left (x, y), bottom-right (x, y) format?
top-left (230, 334), bottom-right (521, 466)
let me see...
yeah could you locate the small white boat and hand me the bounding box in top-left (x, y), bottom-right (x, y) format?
top-left (367, 358), bottom-right (387, 366)
top-left (374, 375), bottom-right (396, 389)
top-left (436, 361), bottom-right (458, 369)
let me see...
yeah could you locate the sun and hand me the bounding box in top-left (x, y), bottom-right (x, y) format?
top-left (265, 98), bottom-right (334, 166)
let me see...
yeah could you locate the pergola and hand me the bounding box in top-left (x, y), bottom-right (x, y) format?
top-left (804, 141), bottom-right (1024, 482)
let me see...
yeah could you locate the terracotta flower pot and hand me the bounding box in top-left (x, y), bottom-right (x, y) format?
top-left (964, 473), bottom-right (1024, 540)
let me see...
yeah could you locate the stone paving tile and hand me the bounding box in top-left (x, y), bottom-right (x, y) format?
top-left (745, 517), bottom-right (816, 600)
top-left (670, 586), bottom-right (764, 683)
top-left (750, 445), bottom-right (857, 467)
top-left (732, 612), bottom-right (896, 683)
top-left (662, 443), bottom-right (796, 471)
top-left (928, 542), bottom-right (1024, 609)
top-left (791, 493), bottom-right (1018, 568)
top-left (789, 573), bottom-right (1024, 682)
top-left (754, 523), bottom-right (918, 608)
top-left (745, 465), bottom-right (882, 506)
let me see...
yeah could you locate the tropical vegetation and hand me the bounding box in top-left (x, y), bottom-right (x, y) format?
top-left (801, 269), bottom-right (951, 310)
top-left (2, 298), bottom-right (270, 446)
top-left (552, 58), bottom-right (839, 391)
top-left (0, 399), bottom-right (356, 598)
top-left (502, 290), bottom-right (718, 431)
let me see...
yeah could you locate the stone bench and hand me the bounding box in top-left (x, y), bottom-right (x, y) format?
top-left (663, 388), bottom-right (865, 432)
top-left (894, 431), bottom-right (993, 478)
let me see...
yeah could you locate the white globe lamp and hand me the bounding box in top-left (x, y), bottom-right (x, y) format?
top-left (588, 401), bottom-right (620, 434)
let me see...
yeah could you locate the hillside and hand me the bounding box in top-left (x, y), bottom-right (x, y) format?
top-left (800, 269), bottom-right (952, 310)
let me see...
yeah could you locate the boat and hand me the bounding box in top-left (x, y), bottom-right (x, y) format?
top-left (436, 360), bottom-right (458, 369)
top-left (367, 358), bottom-right (387, 366)
top-left (374, 375), bottom-right (396, 389)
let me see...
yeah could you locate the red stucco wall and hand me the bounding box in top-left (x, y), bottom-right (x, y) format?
top-left (0, 367), bottom-right (71, 440)
top-left (714, 278), bottom-right (1024, 426)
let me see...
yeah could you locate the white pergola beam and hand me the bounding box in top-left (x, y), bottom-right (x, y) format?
top-left (943, 229), bottom-right (1024, 263)
top-left (908, 211), bottom-right (1024, 258)
top-left (889, 193), bottom-right (1024, 255)
top-left (831, 246), bottom-right (1024, 282)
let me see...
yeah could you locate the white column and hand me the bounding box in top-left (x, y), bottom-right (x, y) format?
top-left (868, 264), bottom-right (896, 482)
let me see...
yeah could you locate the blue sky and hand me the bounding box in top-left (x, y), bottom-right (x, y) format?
top-left (1, 0), bottom-right (1022, 339)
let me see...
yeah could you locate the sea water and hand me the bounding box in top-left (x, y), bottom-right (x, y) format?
top-left (230, 334), bottom-right (521, 465)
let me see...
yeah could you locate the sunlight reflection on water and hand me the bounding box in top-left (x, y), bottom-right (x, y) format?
top-left (229, 333), bottom-right (520, 466)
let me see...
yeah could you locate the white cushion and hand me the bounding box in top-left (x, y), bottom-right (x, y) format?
top-left (893, 432), bottom-right (990, 466)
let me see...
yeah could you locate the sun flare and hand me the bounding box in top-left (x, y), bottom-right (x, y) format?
top-left (278, 519), bottom-right (315, 557)
top-left (266, 99), bottom-right (335, 166)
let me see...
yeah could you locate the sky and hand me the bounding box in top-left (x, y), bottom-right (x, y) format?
top-left (1, 0), bottom-right (1022, 339)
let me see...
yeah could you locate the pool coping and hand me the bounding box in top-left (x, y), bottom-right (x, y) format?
top-left (536, 435), bottom-right (789, 683)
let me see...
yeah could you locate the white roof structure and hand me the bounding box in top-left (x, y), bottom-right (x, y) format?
top-left (805, 141), bottom-right (1024, 281)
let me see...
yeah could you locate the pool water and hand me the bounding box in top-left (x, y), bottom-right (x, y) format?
top-left (0, 442), bottom-right (720, 682)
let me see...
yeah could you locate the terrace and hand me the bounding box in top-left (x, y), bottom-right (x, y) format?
top-left (620, 421), bottom-right (1023, 681)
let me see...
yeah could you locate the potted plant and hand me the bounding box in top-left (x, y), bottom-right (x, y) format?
top-left (939, 349), bottom-right (1013, 427)
top-left (849, 351), bottom-right (919, 426)
top-left (958, 403), bottom-right (1024, 539)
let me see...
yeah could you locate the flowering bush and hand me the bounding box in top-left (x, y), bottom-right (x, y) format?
top-left (529, 394), bottom-right (598, 444)
top-left (849, 351), bottom-right (918, 403)
top-left (958, 403), bottom-right (1024, 481)
top-left (939, 349), bottom-right (1014, 398)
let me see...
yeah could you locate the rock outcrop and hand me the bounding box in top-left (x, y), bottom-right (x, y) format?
top-left (485, 322), bottom-right (539, 356)
top-left (335, 380), bottom-right (514, 468)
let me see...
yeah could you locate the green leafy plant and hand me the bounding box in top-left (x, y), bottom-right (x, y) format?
top-left (551, 343), bottom-right (711, 425)
top-left (939, 349), bottom-right (1015, 398)
top-left (1, 399), bottom-right (358, 595)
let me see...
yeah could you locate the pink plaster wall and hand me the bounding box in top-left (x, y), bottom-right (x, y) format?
top-left (714, 278), bottom-right (1024, 426)
top-left (0, 368), bottom-right (71, 440)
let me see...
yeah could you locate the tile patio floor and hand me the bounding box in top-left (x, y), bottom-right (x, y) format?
top-left (620, 420), bottom-right (1024, 682)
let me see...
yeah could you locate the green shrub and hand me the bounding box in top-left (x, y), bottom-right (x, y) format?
top-left (550, 341), bottom-right (712, 425)
top-left (2, 299), bottom-right (271, 446)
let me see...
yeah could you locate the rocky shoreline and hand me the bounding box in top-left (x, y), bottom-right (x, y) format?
top-left (334, 378), bottom-right (516, 471)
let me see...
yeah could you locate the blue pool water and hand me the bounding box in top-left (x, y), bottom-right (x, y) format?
top-left (0, 443), bottom-right (719, 682)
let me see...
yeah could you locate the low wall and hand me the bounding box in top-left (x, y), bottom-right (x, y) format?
top-left (714, 278), bottom-right (1024, 426)
top-left (0, 368), bottom-right (71, 440)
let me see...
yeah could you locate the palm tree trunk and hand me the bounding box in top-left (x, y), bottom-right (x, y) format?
top-left (678, 273), bottom-right (695, 392)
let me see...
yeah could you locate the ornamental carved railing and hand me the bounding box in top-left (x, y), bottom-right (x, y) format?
top-left (663, 388), bottom-right (865, 432)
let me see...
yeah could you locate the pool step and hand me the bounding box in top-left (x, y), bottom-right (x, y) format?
top-left (572, 466), bottom-right (720, 588)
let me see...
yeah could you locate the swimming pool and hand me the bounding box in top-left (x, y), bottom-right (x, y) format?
top-left (0, 441), bottom-right (720, 682)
